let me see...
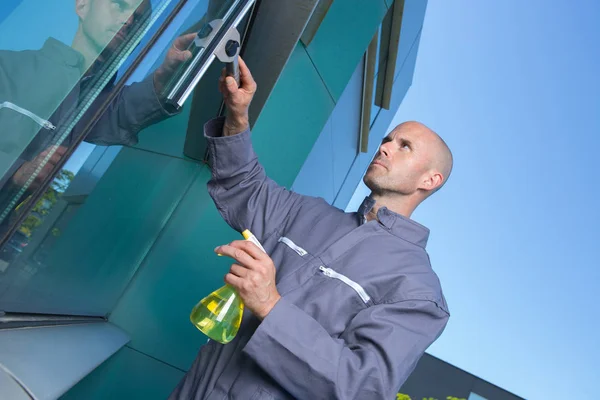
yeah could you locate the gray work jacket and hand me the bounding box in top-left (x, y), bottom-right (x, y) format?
top-left (170, 117), bottom-right (450, 400)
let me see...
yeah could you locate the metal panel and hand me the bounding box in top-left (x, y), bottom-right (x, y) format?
top-left (135, 105), bottom-right (192, 160)
top-left (304, 0), bottom-right (388, 101)
top-left (0, 322), bottom-right (128, 400)
top-left (251, 43), bottom-right (336, 187)
top-left (360, 33), bottom-right (378, 153)
top-left (375, 4), bottom-right (393, 107)
top-left (300, 0), bottom-right (334, 47)
top-left (243, 0), bottom-right (320, 127)
top-left (331, 60), bottom-right (363, 193)
top-left (0, 312), bottom-right (103, 330)
top-left (61, 346), bottom-right (184, 400)
top-left (375, 0), bottom-right (405, 109)
top-left (0, 149), bottom-right (200, 316)
top-left (108, 168), bottom-right (235, 371)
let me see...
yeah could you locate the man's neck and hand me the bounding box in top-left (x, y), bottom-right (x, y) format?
top-left (71, 29), bottom-right (102, 72)
top-left (365, 193), bottom-right (418, 221)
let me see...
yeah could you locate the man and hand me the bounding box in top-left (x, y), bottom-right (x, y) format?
top-left (169, 59), bottom-right (452, 399)
top-left (0, 0), bottom-right (194, 232)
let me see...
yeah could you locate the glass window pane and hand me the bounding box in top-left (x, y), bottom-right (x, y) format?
top-left (0, 0), bottom-right (247, 316)
top-left (0, 0), bottom-right (244, 234)
top-left (0, 0), bottom-right (175, 232)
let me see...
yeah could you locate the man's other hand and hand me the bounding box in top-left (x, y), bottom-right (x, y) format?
top-left (153, 33), bottom-right (196, 96)
top-left (215, 240), bottom-right (280, 320)
top-left (219, 57), bottom-right (256, 136)
top-left (12, 145), bottom-right (68, 191)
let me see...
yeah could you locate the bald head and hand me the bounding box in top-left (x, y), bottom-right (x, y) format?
top-left (75, 0), bottom-right (152, 59)
top-left (363, 121), bottom-right (453, 216)
top-left (364, 120), bottom-right (453, 201)
top-left (395, 121), bottom-right (452, 194)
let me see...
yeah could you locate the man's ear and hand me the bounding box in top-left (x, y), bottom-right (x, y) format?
top-left (419, 171), bottom-right (444, 192)
top-left (75, 0), bottom-right (90, 20)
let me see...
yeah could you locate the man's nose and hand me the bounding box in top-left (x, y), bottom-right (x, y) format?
top-left (379, 144), bottom-right (391, 159)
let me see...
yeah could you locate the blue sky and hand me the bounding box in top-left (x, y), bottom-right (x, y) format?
top-left (351, 1), bottom-right (600, 398)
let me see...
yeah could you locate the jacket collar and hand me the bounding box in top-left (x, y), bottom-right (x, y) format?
top-left (357, 196), bottom-right (430, 248)
top-left (40, 38), bottom-right (85, 70)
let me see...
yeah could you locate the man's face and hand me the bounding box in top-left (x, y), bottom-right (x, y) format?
top-left (77, 0), bottom-right (147, 55)
top-left (363, 123), bottom-right (436, 196)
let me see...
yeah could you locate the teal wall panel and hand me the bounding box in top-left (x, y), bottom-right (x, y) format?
top-left (134, 105), bottom-right (193, 159)
top-left (251, 43), bottom-right (335, 188)
top-left (109, 167), bottom-right (239, 371)
top-left (61, 346), bottom-right (184, 400)
top-left (304, 0), bottom-right (388, 101)
top-left (32, 148), bottom-right (200, 316)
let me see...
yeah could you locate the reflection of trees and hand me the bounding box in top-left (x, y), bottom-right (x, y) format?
top-left (18, 169), bottom-right (75, 238)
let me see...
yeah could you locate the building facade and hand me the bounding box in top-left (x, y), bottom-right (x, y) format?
top-left (0, 1), bottom-right (487, 399)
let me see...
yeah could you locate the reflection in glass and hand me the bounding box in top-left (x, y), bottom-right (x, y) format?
top-left (162, 0), bottom-right (245, 109)
top-left (0, 0), bottom-right (165, 229)
top-left (0, 0), bottom-right (244, 316)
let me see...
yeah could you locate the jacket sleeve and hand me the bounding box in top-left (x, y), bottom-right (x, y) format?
top-left (204, 117), bottom-right (304, 241)
top-left (243, 297), bottom-right (449, 400)
top-left (82, 74), bottom-right (178, 146)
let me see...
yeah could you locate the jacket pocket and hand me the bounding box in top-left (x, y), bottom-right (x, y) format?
top-left (278, 236), bottom-right (307, 256)
top-left (319, 266), bottom-right (371, 304)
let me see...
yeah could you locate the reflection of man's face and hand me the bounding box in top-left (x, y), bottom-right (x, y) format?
top-left (76, 0), bottom-right (148, 55)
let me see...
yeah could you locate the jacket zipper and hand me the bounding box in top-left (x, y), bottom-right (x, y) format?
top-left (278, 236), bottom-right (307, 256)
top-left (0, 101), bottom-right (56, 130)
top-left (319, 266), bottom-right (371, 304)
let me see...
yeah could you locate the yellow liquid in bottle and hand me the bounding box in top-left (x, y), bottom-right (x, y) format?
top-left (190, 230), bottom-right (260, 344)
top-left (190, 285), bottom-right (243, 344)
